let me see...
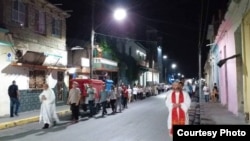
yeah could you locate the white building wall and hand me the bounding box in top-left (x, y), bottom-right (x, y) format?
top-left (213, 0), bottom-right (250, 115)
top-left (147, 71), bottom-right (152, 82)
top-left (153, 72), bottom-right (159, 83)
top-left (0, 45), bottom-right (68, 116)
top-left (125, 40), bottom-right (146, 60)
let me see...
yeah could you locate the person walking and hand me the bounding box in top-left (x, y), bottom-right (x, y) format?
top-left (67, 81), bottom-right (81, 123)
top-left (8, 80), bottom-right (20, 117)
top-left (109, 85), bottom-right (117, 114)
top-left (99, 85), bottom-right (109, 117)
top-left (165, 81), bottom-right (191, 137)
top-left (116, 85), bottom-right (123, 112)
top-left (127, 85), bottom-right (132, 103)
top-left (87, 84), bottom-right (95, 117)
top-left (39, 84), bottom-right (59, 129)
top-left (132, 84), bottom-right (138, 101)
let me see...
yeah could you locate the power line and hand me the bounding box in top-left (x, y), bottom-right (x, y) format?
top-left (134, 13), bottom-right (197, 31)
top-left (95, 32), bottom-right (157, 44)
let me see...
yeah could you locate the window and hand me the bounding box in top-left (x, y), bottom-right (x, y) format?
top-left (52, 18), bottom-right (62, 37)
top-left (29, 70), bottom-right (46, 89)
top-left (34, 10), bottom-right (46, 34)
top-left (12, 0), bottom-right (27, 25)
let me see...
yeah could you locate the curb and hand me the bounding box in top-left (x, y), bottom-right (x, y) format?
top-left (0, 110), bottom-right (71, 130)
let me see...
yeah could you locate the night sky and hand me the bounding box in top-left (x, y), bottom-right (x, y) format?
top-left (48, 0), bottom-right (228, 78)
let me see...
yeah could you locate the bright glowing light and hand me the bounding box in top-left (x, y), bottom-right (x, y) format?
top-left (113, 8), bottom-right (127, 21)
top-left (163, 55), bottom-right (167, 59)
top-left (171, 63), bottom-right (177, 69)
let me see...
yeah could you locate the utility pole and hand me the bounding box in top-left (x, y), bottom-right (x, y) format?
top-left (90, 0), bottom-right (95, 79)
top-left (198, 0), bottom-right (204, 104)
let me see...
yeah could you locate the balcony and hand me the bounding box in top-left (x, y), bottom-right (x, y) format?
top-left (93, 57), bottom-right (118, 72)
top-left (137, 60), bottom-right (148, 67)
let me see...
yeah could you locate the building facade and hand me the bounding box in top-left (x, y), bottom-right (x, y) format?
top-left (116, 39), bottom-right (149, 85)
top-left (205, 0), bottom-right (248, 118)
top-left (242, 7), bottom-right (250, 123)
top-left (0, 0), bottom-right (69, 116)
top-left (67, 39), bottom-right (118, 82)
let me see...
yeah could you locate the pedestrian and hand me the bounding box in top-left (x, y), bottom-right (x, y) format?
top-left (127, 85), bottom-right (132, 103)
top-left (116, 85), bottom-right (123, 112)
top-left (122, 86), bottom-right (128, 108)
top-left (67, 81), bottom-right (81, 123)
top-left (99, 84), bottom-right (109, 117)
top-left (165, 81), bottom-right (191, 137)
top-left (132, 84), bottom-right (138, 101)
top-left (109, 85), bottom-right (117, 114)
top-left (213, 83), bottom-right (219, 102)
top-left (8, 80), bottom-right (20, 117)
top-left (87, 84), bottom-right (95, 117)
top-left (39, 83), bottom-right (59, 129)
top-left (203, 83), bottom-right (210, 102)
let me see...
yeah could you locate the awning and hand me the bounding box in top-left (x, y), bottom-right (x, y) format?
top-left (13, 51), bottom-right (67, 70)
top-left (43, 53), bottom-right (63, 66)
top-left (17, 51), bottom-right (46, 65)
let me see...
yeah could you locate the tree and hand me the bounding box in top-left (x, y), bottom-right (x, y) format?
top-left (99, 39), bottom-right (119, 62)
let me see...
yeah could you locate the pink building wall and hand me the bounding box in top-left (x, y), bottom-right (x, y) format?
top-left (216, 21), bottom-right (239, 115)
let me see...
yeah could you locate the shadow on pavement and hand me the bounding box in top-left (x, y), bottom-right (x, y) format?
top-left (35, 121), bottom-right (71, 136)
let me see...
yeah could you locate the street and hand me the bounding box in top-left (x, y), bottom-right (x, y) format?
top-left (0, 94), bottom-right (170, 141)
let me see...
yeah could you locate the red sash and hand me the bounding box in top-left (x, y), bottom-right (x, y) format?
top-left (170, 91), bottom-right (186, 135)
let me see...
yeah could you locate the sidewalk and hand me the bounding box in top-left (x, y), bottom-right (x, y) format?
top-left (200, 102), bottom-right (247, 125)
top-left (188, 95), bottom-right (248, 125)
top-left (0, 105), bottom-right (71, 130)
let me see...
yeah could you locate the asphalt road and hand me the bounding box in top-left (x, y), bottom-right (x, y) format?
top-left (0, 94), bottom-right (170, 141)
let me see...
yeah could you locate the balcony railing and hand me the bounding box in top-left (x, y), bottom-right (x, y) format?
top-left (93, 57), bottom-right (118, 72)
top-left (137, 60), bottom-right (148, 67)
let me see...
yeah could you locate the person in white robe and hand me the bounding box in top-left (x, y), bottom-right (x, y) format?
top-left (39, 84), bottom-right (59, 129)
top-left (165, 81), bottom-right (191, 137)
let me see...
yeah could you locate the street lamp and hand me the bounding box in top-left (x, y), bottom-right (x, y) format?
top-left (113, 8), bottom-right (127, 21)
top-left (163, 55), bottom-right (167, 59)
top-left (163, 55), bottom-right (167, 83)
top-left (171, 63), bottom-right (177, 80)
top-left (90, 4), bottom-right (127, 79)
top-left (171, 63), bottom-right (176, 69)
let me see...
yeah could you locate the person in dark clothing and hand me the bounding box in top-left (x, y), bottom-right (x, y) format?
top-left (8, 80), bottom-right (20, 117)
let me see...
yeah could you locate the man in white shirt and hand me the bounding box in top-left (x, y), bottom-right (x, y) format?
top-left (132, 84), bottom-right (138, 101)
top-left (203, 83), bottom-right (210, 102)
